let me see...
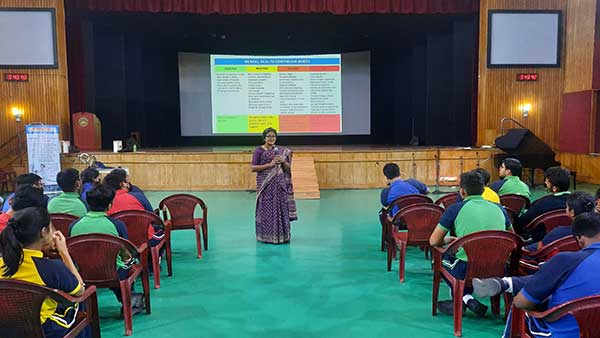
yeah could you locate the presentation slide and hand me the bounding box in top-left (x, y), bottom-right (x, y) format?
top-left (211, 54), bottom-right (342, 134)
top-left (178, 52), bottom-right (370, 136)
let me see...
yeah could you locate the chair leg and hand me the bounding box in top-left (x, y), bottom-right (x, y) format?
top-left (151, 246), bottom-right (161, 289)
top-left (453, 280), bottom-right (465, 337)
top-left (166, 237), bottom-right (173, 277)
top-left (491, 295), bottom-right (500, 316)
top-left (89, 290), bottom-right (101, 338)
top-left (387, 245), bottom-right (394, 271)
top-left (141, 267), bottom-right (151, 314)
top-left (202, 221), bottom-right (208, 250)
top-left (399, 241), bottom-right (406, 283)
top-left (120, 282), bottom-right (133, 336)
top-left (194, 224), bottom-right (203, 259)
top-left (432, 271), bottom-right (440, 316)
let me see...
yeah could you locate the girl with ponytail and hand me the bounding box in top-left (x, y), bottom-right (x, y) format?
top-left (0, 207), bottom-right (84, 338)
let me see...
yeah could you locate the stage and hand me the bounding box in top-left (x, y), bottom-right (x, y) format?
top-left (60, 145), bottom-right (501, 193)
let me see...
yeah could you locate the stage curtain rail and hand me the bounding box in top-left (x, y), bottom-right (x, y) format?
top-left (65, 0), bottom-right (479, 15)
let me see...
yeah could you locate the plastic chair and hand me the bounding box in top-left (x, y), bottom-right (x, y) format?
top-left (388, 194), bottom-right (433, 212)
top-left (50, 213), bottom-right (79, 236)
top-left (435, 192), bottom-right (460, 209)
top-left (392, 203), bottom-right (444, 282)
top-left (499, 194), bottom-right (530, 215)
top-left (0, 280), bottom-right (100, 338)
top-left (522, 209), bottom-right (570, 242)
top-left (67, 233), bottom-right (151, 336)
top-left (511, 295), bottom-right (600, 338)
top-left (432, 230), bottom-right (523, 337)
top-left (518, 236), bottom-right (580, 275)
top-left (112, 210), bottom-right (173, 289)
top-left (379, 208), bottom-right (388, 252)
top-left (159, 194), bottom-right (208, 258)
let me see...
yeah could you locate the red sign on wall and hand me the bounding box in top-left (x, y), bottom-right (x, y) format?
top-left (516, 73), bottom-right (538, 81)
top-left (4, 73), bottom-right (28, 82)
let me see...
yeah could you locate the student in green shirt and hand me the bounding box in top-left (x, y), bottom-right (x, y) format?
top-left (489, 158), bottom-right (531, 199)
top-left (430, 170), bottom-right (512, 317)
top-left (47, 169), bottom-right (87, 218)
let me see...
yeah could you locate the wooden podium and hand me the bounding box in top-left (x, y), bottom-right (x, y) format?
top-left (72, 112), bottom-right (102, 151)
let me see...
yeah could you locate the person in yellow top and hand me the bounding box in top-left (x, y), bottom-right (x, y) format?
top-left (0, 207), bottom-right (84, 338)
top-left (474, 168), bottom-right (500, 204)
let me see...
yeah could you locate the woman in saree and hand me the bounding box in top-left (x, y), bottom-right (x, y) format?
top-left (251, 128), bottom-right (298, 244)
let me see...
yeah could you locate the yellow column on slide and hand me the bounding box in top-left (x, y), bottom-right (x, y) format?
top-left (246, 66), bottom-right (277, 72)
top-left (248, 115), bottom-right (279, 133)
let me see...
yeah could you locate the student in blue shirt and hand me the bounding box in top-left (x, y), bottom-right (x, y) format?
top-left (380, 163), bottom-right (424, 216)
top-left (80, 168), bottom-right (100, 207)
top-left (473, 212), bottom-right (600, 338)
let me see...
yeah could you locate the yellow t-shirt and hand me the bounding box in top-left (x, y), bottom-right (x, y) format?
top-left (482, 186), bottom-right (500, 204)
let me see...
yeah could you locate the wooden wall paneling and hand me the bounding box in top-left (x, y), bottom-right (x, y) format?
top-left (478, 0), bottom-right (567, 148)
top-left (563, 0), bottom-right (597, 93)
top-left (557, 152), bottom-right (600, 184)
top-left (0, 0), bottom-right (70, 147)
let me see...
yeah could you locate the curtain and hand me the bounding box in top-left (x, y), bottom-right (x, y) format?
top-left (65, 0), bottom-right (478, 15)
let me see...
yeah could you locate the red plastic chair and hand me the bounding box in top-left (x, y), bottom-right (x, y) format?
top-left (67, 233), bottom-right (151, 336)
top-left (511, 295), bottom-right (600, 338)
top-left (50, 213), bottom-right (79, 236)
top-left (388, 194), bottom-right (433, 211)
top-left (522, 209), bottom-right (570, 241)
top-left (379, 208), bottom-right (388, 252)
top-left (435, 192), bottom-right (460, 209)
top-left (112, 210), bottom-right (173, 289)
top-left (0, 280), bottom-right (100, 338)
top-left (518, 236), bottom-right (580, 275)
top-left (159, 194), bottom-right (208, 258)
top-left (392, 203), bottom-right (444, 282)
top-left (499, 194), bottom-right (530, 215)
top-left (432, 230), bottom-right (523, 337)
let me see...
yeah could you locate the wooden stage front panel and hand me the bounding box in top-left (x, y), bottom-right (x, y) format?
top-left (64, 146), bottom-right (499, 191)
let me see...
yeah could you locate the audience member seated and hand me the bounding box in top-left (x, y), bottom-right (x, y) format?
top-left (473, 212), bottom-right (600, 338)
top-left (104, 169), bottom-right (164, 247)
top-left (0, 185), bottom-right (48, 233)
top-left (69, 184), bottom-right (145, 314)
top-left (489, 158), bottom-right (531, 199)
top-left (0, 207), bottom-right (84, 338)
top-left (1, 173), bottom-right (48, 212)
top-left (80, 167), bottom-right (100, 207)
top-left (516, 167), bottom-right (571, 237)
top-left (380, 163), bottom-right (422, 216)
top-left (47, 168), bottom-right (87, 218)
top-left (596, 188), bottom-right (600, 213)
top-left (429, 171), bottom-right (512, 317)
top-left (526, 191), bottom-right (595, 251)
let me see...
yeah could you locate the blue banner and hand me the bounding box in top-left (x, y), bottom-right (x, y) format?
top-left (26, 125), bottom-right (61, 188)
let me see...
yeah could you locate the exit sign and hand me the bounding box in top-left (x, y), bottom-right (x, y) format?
top-left (4, 73), bottom-right (28, 82)
top-left (516, 73), bottom-right (538, 81)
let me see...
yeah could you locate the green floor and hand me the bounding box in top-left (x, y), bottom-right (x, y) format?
top-left (95, 184), bottom-right (599, 338)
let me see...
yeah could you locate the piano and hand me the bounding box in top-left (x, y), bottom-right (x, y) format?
top-left (493, 128), bottom-right (561, 186)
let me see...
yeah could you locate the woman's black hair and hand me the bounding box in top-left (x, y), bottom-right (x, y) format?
top-left (566, 191), bottom-right (596, 216)
top-left (262, 127), bottom-right (277, 141)
top-left (0, 207), bottom-right (51, 277)
top-left (81, 167), bottom-right (100, 183)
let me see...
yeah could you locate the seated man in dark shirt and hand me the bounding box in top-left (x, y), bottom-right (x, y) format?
top-left (473, 212), bottom-right (600, 338)
top-left (526, 191), bottom-right (596, 251)
top-left (516, 167), bottom-right (571, 240)
top-left (1, 173), bottom-right (48, 212)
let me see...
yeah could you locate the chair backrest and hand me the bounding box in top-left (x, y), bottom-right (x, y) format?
top-left (524, 209), bottom-right (570, 233)
top-left (532, 295), bottom-right (600, 337)
top-left (526, 236), bottom-right (580, 258)
top-left (0, 279), bottom-right (83, 338)
top-left (395, 203), bottom-right (444, 244)
top-left (111, 210), bottom-right (164, 247)
top-left (67, 233), bottom-right (138, 284)
top-left (158, 194), bottom-right (207, 230)
top-left (445, 230), bottom-right (523, 285)
top-left (434, 192), bottom-right (460, 209)
top-left (50, 213), bottom-right (79, 236)
top-left (388, 194), bottom-right (433, 211)
top-left (499, 194), bottom-right (530, 214)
